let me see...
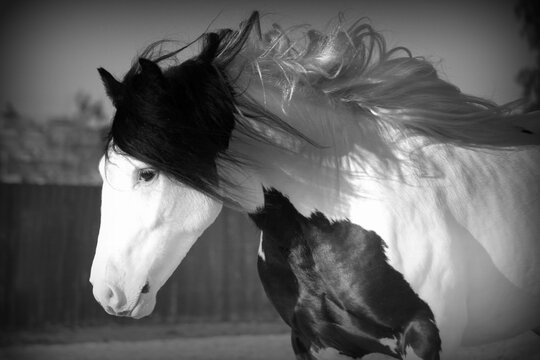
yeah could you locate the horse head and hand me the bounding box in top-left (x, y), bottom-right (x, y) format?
top-left (90, 42), bottom-right (237, 318)
top-left (90, 152), bottom-right (222, 318)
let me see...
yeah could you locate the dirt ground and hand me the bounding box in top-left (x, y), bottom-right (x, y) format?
top-left (1, 323), bottom-right (539, 360)
top-left (0, 334), bottom-right (294, 360)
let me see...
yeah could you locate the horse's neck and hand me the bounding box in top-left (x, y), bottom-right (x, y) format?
top-left (223, 112), bottom-right (410, 218)
top-left (253, 138), bottom-right (437, 218)
top-left (225, 83), bottom-right (515, 217)
top-left (226, 112), bottom-right (539, 220)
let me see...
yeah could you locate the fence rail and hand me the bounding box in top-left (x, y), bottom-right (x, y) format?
top-left (0, 183), bottom-right (278, 330)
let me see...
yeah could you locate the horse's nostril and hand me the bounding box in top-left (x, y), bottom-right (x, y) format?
top-left (104, 286), bottom-right (114, 301)
top-left (141, 282), bottom-right (150, 294)
top-left (93, 282), bottom-right (127, 312)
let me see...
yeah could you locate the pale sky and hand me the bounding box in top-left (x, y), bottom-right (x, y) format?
top-left (0, 0), bottom-right (533, 120)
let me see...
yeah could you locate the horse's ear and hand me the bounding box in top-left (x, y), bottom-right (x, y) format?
top-left (98, 68), bottom-right (124, 105)
top-left (138, 58), bottom-right (164, 82)
top-left (198, 33), bottom-right (221, 63)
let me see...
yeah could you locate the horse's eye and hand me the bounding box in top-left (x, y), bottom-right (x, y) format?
top-left (138, 169), bottom-right (157, 183)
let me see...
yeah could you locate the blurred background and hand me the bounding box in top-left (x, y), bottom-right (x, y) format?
top-left (0, 0), bottom-right (538, 359)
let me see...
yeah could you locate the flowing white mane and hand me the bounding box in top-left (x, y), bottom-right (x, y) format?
top-left (228, 14), bottom-right (538, 142)
top-left (206, 13), bottom-right (540, 210)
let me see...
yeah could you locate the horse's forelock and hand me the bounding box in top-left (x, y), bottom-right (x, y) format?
top-left (104, 47), bottom-right (242, 205)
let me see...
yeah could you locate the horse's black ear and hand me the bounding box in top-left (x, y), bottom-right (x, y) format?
top-left (138, 58), bottom-right (164, 81)
top-left (98, 68), bottom-right (124, 105)
top-left (198, 33), bottom-right (220, 63)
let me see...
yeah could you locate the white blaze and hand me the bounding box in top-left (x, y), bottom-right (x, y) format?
top-left (90, 153), bottom-right (223, 318)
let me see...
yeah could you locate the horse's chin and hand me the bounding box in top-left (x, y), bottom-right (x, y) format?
top-left (129, 295), bottom-right (157, 319)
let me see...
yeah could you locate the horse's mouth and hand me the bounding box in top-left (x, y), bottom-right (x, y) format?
top-left (126, 294), bottom-right (156, 319)
top-left (129, 302), bottom-right (152, 319)
top-left (100, 290), bottom-right (153, 318)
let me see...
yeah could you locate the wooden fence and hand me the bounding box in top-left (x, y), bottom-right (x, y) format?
top-left (0, 183), bottom-right (279, 331)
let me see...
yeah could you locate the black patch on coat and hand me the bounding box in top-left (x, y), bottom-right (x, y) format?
top-left (250, 188), bottom-right (441, 359)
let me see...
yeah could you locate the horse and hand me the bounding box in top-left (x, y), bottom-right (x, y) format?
top-left (89, 11), bottom-right (540, 360)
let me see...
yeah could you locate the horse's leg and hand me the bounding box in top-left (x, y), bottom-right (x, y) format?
top-left (400, 311), bottom-right (441, 360)
top-left (291, 332), bottom-right (316, 360)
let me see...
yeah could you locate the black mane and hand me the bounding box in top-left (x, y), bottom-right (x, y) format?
top-left (100, 30), bottom-right (242, 200)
